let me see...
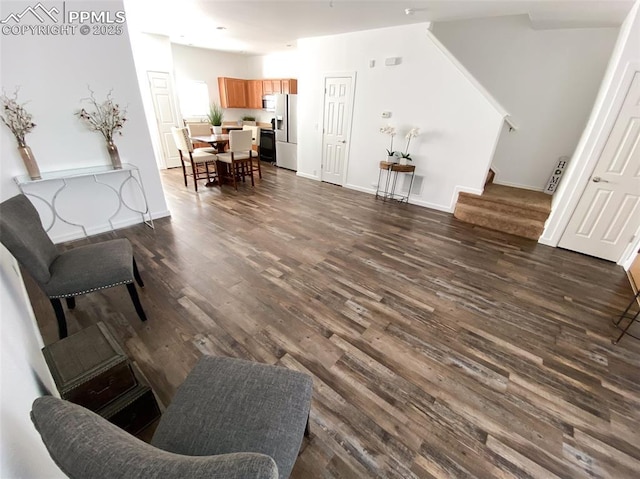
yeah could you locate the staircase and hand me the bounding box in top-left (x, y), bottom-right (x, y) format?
top-left (454, 183), bottom-right (552, 240)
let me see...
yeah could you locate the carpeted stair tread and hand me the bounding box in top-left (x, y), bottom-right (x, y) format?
top-left (454, 203), bottom-right (545, 240)
top-left (459, 184), bottom-right (551, 215)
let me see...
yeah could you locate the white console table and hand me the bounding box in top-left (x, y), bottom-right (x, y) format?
top-left (14, 163), bottom-right (154, 238)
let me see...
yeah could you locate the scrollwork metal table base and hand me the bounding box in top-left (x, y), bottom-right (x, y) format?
top-left (14, 163), bottom-right (154, 238)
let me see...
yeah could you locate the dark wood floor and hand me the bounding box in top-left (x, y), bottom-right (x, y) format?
top-left (27, 164), bottom-right (640, 478)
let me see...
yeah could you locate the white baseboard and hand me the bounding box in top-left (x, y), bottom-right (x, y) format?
top-left (493, 180), bottom-right (544, 192)
top-left (408, 197), bottom-right (451, 212)
top-left (51, 209), bottom-right (171, 244)
top-left (296, 171), bottom-right (320, 181)
top-left (345, 183), bottom-right (376, 195)
top-left (449, 185), bottom-right (484, 213)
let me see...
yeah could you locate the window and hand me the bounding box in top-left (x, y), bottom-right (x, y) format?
top-left (177, 80), bottom-right (209, 117)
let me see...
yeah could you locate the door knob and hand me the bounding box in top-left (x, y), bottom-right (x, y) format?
top-left (339, 140), bottom-right (347, 143)
top-left (592, 176), bottom-right (609, 183)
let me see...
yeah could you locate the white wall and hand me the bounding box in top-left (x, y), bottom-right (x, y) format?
top-left (432, 15), bottom-right (618, 190)
top-left (246, 50), bottom-right (301, 79)
top-left (0, 244), bottom-right (63, 478)
top-left (297, 23), bottom-right (505, 212)
top-left (541, 1), bottom-right (640, 267)
top-left (171, 44), bottom-right (261, 123)
top-left (0, 0), bottom-right (169, 243)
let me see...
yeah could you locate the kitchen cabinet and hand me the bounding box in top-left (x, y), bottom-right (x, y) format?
top-left (247, 80), bottom-right (263, 109)
top-left (282, 79), bottom-right (298, 94)
top-left (218, 77), bottom-right (297, 109)
top-left (263, 79), bottom-right (282, 95)
top-left (218, 77), bottom-right (248, 108)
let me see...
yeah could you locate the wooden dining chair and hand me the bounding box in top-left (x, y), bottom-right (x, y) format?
top-left (243, 125), bottom-right (262, 179)
top-left (171, 127), bottom-right (219, 192)
top-left (217, 130), bottom-right (255, 190)
top-left (186, 122), bottom-right (214, 150)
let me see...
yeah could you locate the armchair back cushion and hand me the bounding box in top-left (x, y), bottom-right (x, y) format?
top-left (0, 194), bottom-right (58, 284)
top-left (31, 396), bottom-right (279, 479)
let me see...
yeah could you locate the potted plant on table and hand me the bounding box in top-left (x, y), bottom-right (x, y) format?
top-left (208, 102), bottom-right (224, 134)
top-left (242, 115), bottom-right (256, 126)
top-left (0, 89), bottom-right (40, 179)
top-left (76, 88), bottom-right (127, 169)
top-left (379, 125), bottom-right (397, 163)
top-left (399, 128), bottom-right (420, 165)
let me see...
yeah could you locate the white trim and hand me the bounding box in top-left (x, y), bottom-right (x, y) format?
top-left (493, 180), bottom-right (544, 192)
top-left (344, 182), bottom-right (466, 213)
top-left (540, 61), bottom-right (640, 247)
top-left (449, 185), bottom-right (484, 213)
top-left (620, 224), bottom-right (640, 269)
top-left (407, 197), bottom-right (451, 213)
top-left (296, 171), bottom-right (320, 181)
top-left (504, 116), bottom-right (518, 131)
top-left (427, 29), bottom-right (511, 120)
top-left (345, 183), bottom-right (376, 195)
top-left (50, 209), bottom-right (171, 244)
top-left (320, 71), bottom-right (357, 187)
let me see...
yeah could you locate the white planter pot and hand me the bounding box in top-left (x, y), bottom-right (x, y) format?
top-left (387, 155), bottom-right (398, 164)
top-left (399, 158), bottom-right (409, 165)
top-left (212, 126), bottom-right (223, 134)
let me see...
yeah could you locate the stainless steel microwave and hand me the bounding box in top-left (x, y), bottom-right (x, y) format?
top-left (262, 95), bottom-right (276, 111)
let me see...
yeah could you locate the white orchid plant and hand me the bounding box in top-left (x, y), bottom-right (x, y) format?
top-left (400, 127), bottom-right (420, 160)
top-left (379, 125), bottom-right (396, 156)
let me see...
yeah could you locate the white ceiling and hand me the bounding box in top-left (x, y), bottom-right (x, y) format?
top-left (125, 0), bottom-right (635, 55)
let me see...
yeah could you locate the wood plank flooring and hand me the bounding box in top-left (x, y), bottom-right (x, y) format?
top-left (26, 164), bottom-right (640, 478)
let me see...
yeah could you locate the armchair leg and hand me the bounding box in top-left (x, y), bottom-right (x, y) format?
top-left (50, 298), bottom-right (68, 339)
top-left (65, 297), bottom-right (76, 309)
top-left (133, 258), bottom-right (144, 287)
top-left (304, 414), bottom-right (311, 437)
top-left (126, 283), bottom-right (147, 322)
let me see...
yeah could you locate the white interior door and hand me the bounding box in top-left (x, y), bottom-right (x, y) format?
top-left (559, 72), bottom-right (640, 262)
top-left (321, 75), bottom-right (354, 185)
top-left (148, 71), bottom-right (181, 168)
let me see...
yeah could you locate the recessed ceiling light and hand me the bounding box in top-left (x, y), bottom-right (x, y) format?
top-left (216, 26), bottom-right (226, 30)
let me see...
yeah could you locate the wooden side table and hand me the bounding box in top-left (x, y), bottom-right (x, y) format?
top-left (42, 322), bottom-right (161, 436)
top-left (375, 161), bottom-right (416, 203)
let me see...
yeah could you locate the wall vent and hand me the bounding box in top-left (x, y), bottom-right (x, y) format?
top-left (401, 175), bottom-right (424, 196)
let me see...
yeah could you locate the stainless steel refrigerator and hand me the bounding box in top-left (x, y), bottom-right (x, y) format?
top-left (274, 94), bottom-right (297, 171)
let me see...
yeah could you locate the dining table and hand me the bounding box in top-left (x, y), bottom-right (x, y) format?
top-left (191, 134), bottom-right (229, 153)
top-left (190, 134), bottom-right (230, 187)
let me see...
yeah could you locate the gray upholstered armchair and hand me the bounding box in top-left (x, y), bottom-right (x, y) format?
top-left (0, 194), bottom-right (147, 339)
top-left (32, 356), bottom-right (313, 479)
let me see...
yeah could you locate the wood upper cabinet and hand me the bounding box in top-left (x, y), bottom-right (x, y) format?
top-left (263, 79), bottom-right (283, 95)
top-left (218, 77), bottom-right (247, 108)
top-left (219, 77), bottom-right (297, 109)
top-left (247, 80), bottom-right (263, 109)
top-left (282, 79), bottom-right (298, 94)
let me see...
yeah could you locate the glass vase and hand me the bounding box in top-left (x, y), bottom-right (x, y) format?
top-left (106, 140), bottom-right (122, 169)
top-left (18, 145), bottom-right (42, 180)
